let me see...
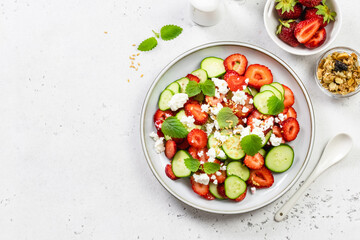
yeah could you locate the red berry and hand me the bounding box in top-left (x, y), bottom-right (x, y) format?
top-left (165, 164), bottom-right (178, 180)
top-left (202, 192), bottom-right (216, 200)
top-left (205, 95), bottom-right (224, 107)
top-left (187, 129), bottom-right (208, 149)
top-left (224, 70), bottom-right (247, 92)
top-left (299, 0), bottom-right (321, 8)
top-left (186, 74), bottom-right (200, 83)
top-left (233, 188), bottom-right (247, 202)
top-left (245, 64), bottom-right (273, 90)
top-left (294, 18), bottom-right (322, 44)
top-left (276, 2), bottom-right (303, 20)
top-left (222, 93), bottom-right (254, 118)
top-left (165, 140), bottom-right (177, 159)
top-left (190, 177), bottom-right (209, 196)
top-left (282, 84), bottom-right (295, 108)
top-left (282, 117), bottom-right (300, 142)
top-left (223, 54), bottom-right (248, 75)
top-left (247, 167), bottom-right (274, 189)
top-left (184, 102), bottom-right (208, 125)
top-left (244, 153), bottom-right (265, 170)
top-left (276, 20), bottom-right (300, 47)
top-left (153, 109), bottom-right (174, 130)
top-left (304, 28), bottom-right (326, 49)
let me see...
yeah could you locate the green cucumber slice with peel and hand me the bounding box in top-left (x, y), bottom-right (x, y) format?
top-left (224, 175), bottom-right (247, 199)
top-left (158, 89), bottom-right (174, 111)
top-left (166, 82), bottom-right (180, 94)
top-left (260, 84), bottom-right (282, 100)
top-left (265, 144), bottom-right (294, 173)
top-left (226, 161), bottom-right (250, 181)
top-left (191, 69), bottom-right (208, 83)
top-left (253, 90), bottom-right (275, 115)
top-left (222, 134), bottom-right (245, 160)
top-left (200, 57), bottom-right (226, 78)
top-left (176, 77), bottom-right (189, 93)
top-left (270, 82), bottom-right (285, 100)
top-left (209, 182), bottom-right (225, 199)
top-left (172, 150), bottom-right (192, 178)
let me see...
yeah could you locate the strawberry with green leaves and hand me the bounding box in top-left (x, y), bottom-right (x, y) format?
top-left (275, 0), bottom-right (303, 20)
top-left (299, 0), bottom-right (321, 7)
top-left (276, 19), bottom-right (300, 47)
top-left (303, 0), bottom-right (336, 28)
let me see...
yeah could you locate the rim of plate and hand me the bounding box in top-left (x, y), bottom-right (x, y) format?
top-left (140, 41), bottom-right (315, 214)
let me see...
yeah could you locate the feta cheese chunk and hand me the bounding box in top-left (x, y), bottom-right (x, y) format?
top-left (193, 173), bottom-right (210, 185)
top-left (201, 104), bottom-right (210, 113)
top-left (250, 187), bottom-right (256, 195)
top-left (269, 133), bottom-right (282, 146)
top-left (232, 90), bottom-right (248, 105)
top-left (168, 93), bottom-right (189, 111)
top-left (212, 78), bottom-right (229, 95)
top-left (180, 115), bottom-right (195, 128)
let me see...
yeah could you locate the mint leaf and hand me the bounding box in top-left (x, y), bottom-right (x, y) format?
top-left (184, 157), bottom-right (200, 172)
top-left (200, 80), bottom-right (215, 97)
top-left (161, 117), bottom-right (188, 138)
top-left (138, 37), bottom-right (158, 51)
top-left (203, 162), bottom-right (220, 174)
top-left (240, 134), bottom-right (263, 156)
top-left (217, 107), bottom-right (239, 129)
top-left (267, 95), bottom-right (284, 115)
top-left (185, 81), bottom-right (201, 97)
top-left (160, 25), bottom-right (183, 41)
top-left (152, 30), bottom-right (160, 38)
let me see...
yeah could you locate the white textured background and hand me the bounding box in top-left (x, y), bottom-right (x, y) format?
top-left (0, 0), bottom-right (359, 239)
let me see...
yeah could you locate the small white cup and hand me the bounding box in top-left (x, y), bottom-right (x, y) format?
top-left (189, 0), bottom-right (223, 27)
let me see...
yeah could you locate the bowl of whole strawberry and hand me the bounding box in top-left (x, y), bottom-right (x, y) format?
top-left (264, 0), bottom-right (342, 55)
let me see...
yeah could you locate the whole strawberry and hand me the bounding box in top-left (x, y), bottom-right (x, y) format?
top-left (275, 0), bottom-right (303, 20)
top-left (276, 19), bottom-right (300, 47)
top-left (303, 1), bottom-right (336, 28)
top-left (299, 0), bottom-right (321, 7)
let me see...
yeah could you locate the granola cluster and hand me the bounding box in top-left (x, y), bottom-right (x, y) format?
top-left (317, 52), bottom-right (360, 95)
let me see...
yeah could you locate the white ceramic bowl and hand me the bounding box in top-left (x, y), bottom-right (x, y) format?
top-left (263, 0), bottom-right (342, 56)
top-left (140, 42), bottom-right (315, 214)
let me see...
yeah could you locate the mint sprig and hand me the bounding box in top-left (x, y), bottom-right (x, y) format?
top-left (184, 157), bottom-right (200, 172)
top-left (160, 25), bottom-right (183, 41)
top-left (200, 80), bottom-right (215, 97)
top-left (217, 107), bottom-right (239, 129)
top-left (267, 95), bottom-right (284, 115)
top-left (203, 162), bottom-right (220, 174)
top-left (240, 134), bottom-right (263, 156)
top-left (186, 81), bottom-right (201, 97)
top-left (185, 80), bottom-right (215, 98)
top-left (161, 117), bottom-right (188, 138)
top-left (137, 37), bottom-right (158, 52)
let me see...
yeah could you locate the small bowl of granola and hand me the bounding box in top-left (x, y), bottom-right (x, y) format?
top-left (316, 47), bottom-right (360, 98)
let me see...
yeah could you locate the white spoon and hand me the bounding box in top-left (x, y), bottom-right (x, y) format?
top-left (274, 133), bottom-right (353, 222)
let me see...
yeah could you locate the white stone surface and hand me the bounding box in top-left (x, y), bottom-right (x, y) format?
top-left (0, 0), bottom-right (359, 239)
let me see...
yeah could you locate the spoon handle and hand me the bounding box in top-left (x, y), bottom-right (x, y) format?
top-left (274, 168), bottom-right (321, 222)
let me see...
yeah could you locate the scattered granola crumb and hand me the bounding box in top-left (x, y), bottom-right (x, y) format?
top-left (132, 44), bottom-right (136, 46)
top-left (141, 74), bottom-right (144, 78)
top-left (104, 31), bottom-right (108, 34)
top-left (137, 53), bottom-right (140, 56)
top-left (135, 67), bottom-right (138, 71)
top-left (132, 54), bottom-right (136, 57)
top-left (128, 79), bottom-right (130, 82)
top-left (129, 57), bottom-right (135, 60)
top-left (137, 62), bottom-right (140, 66)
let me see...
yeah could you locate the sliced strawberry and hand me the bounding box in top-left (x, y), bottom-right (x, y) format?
top-left (203, 192), bottom-right (216, 200)
top-left (272, 125), bottom-right (283, 138)
top-left (286, 107), bottom-right (297, 119)
top-left (217, 184), bottom-right (227, 199)
top-left (244, 153), bottom-right (265, 170)
top-left (233, 187), bottom-right (247, 202)
top-left (165, 140), bottom-right (177, 159)
top-left (205, 95), bottom-right (224, 107)
top-left (157, 130), bottom-right (164, 138)
top-left (177, 138), bottom-right (190, 150)
top-left (282, 117), bottom-right (300, 142)
top-left (190, 177), bottom-right (209, 196)
top-left (188, 146), bottom-right (198, 159)
top-left (247, 110), bottom-right (267, 129)
top-left (186, 74), bottom-right (200, 83)
top-left (282, 84), bottom-right (295, 108)
top-left (224, 70), bottom-right (247, 92)
top-left (224, 54), bottom-right (248, 75)
top-left (153, 109), bottom-right (174, 131)
top-left (304, 28), bottom-right (326, 49)
top-left (197, 147), bottom-right (209, 162)
top-left (187, 129), bottom-right (208, 149)
top-left (247, 167), bottom-right (274, 189)
top-left (222, 93), bottom-right (254, 118)
top-left (165, 164), bottom-right (178, 180)
top-left (294, 18), bottom-right (322, 44)
top-left (184, 102), bottom-right (208, 125)
top-left (245, 64), bottom-right (273, 90)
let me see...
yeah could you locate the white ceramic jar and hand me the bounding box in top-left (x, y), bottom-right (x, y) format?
top-left (189, 0), bottom-right (223, 27)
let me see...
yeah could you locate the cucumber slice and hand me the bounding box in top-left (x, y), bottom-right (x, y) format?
top-left (270, 82), bottom-right (285, 100)
top-left (191, 69), bottom-right (208, 83)
top-left (158, 89), bottom-right (174, 111)
top-left (259, 148), bottom-right (266, 156)
top-left (243, 87), bottom-right (251, 95)
top-left (207, 134), bottom-right (227, 160)
top-left (209, 182), bottom-right (225, 199)
top-left (253, 90), bottom-right (275, 115)
top-left (265, 144), bottom-right (294, 173)
top-left (172, 150), bottom-right (192, 178)
top-left (200, 57), bottom-right (226, 78)
top-left (226, 161), bottom-right (250, 181)
top-left (222, 135), bottom-right (245, 160)
top-left (248, 86), bottom-right (259, 97)
top-left (166, 82), bottom-right (180, 94)
top-left (176, 77), bottom-right (189, 93)
top-left (260, 84), bottom-right (282, 100)
top-left (262, 130), bottom-right (272, 147)
top-left (224, 175), bottom-right (247, 199)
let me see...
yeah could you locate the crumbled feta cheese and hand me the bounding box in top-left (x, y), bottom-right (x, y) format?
top-left (242, 106), bottom-right (249, 113)
top-left (249, 98), bottom-right (253, 104)
top-left (205, 122), bottom-right (215, 136)
top-left (197, 150), bottom-right (204, 158)
top-left (214, 131), bottom-right (228, 143)
top-left (213, 180), bottom-right (218, 185)
top-left (278, 113), bottom-right (287, 122)
top-left (193, 173), bottom-right (210, 185)
top-left (245, 78), bottom-right (249, 84)
top-left (149, 131), bottom-right (159, 141)
top-left (274, 117), bottom-right (280, 124)
top-left (201, 104), bottom-right (210, 113)
top-left (215, 171), bottom-right (222, 176)
top-left (252, 118), bottom-right (262, 128)
top-left (217, 149), bottom-right (226, 159)
top-left (239, 126), bottom-right (251, 139)
top-left (214, 120), bottom-right (220, 130)
top-left (180, 115), bottom-right (195, 128)
top-left (262, 117), bottom-right (274, 131)
top-left (232, 90), bottom-right (248, 105)
top-left (211, 175), bottom-right (217, 180)
top-left (220, 165), bottom-right (227, 171)
top-left (210, 103), bottom-right (223, 115)
top-left (168, 93), bottom-right (189, 111)
top-left (200, 161), bottom-right (204, 165)
top-left (243, 85), bottom-right (247, 90)
top-left (154, 137), bottom-right (165, 153)
top-left (212, 78), bottom-right (229, 95)
top-left (251, 126), bottom-right (266, 144)
top-left (223, 97), bottom-right (228, 103)
top-left (242, 118), bottom-right (247, 124)
top-left (269, 133), bottom-right (282, 146)
top-left (207, 148), bottom-right (217, 162)
top-left (214, 88), bottom-right (221, 98)
top-left (233, 124), bottom-right (244, 135)
top-left (250, 187), bottom-right (256, 194)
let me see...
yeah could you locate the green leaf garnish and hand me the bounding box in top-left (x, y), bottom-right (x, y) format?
top-left (217, 107), bottom-right (239, 129)
top-left (316, 0), bottom-right (336, 24)
top-left (184, 157), bottom-right (200, 172)
top-left (240, 134), bottom-right (263, 156)
top-left (200, 79), bottom-right (215, 97)
top-left (185, 81), bottom-right (201, 97)
top-left (137, 37), bottom-right (158, 51)
top-left (267, 95), bottom-right (284, 115)
top-left (152, 30), bottom-right (160, 38)
top-left (161, 117), bottom-right (188, 138)
top-left (203, 162), bottom-right (220, 174)
top-left (160, 25), bottom-right (183, 41)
